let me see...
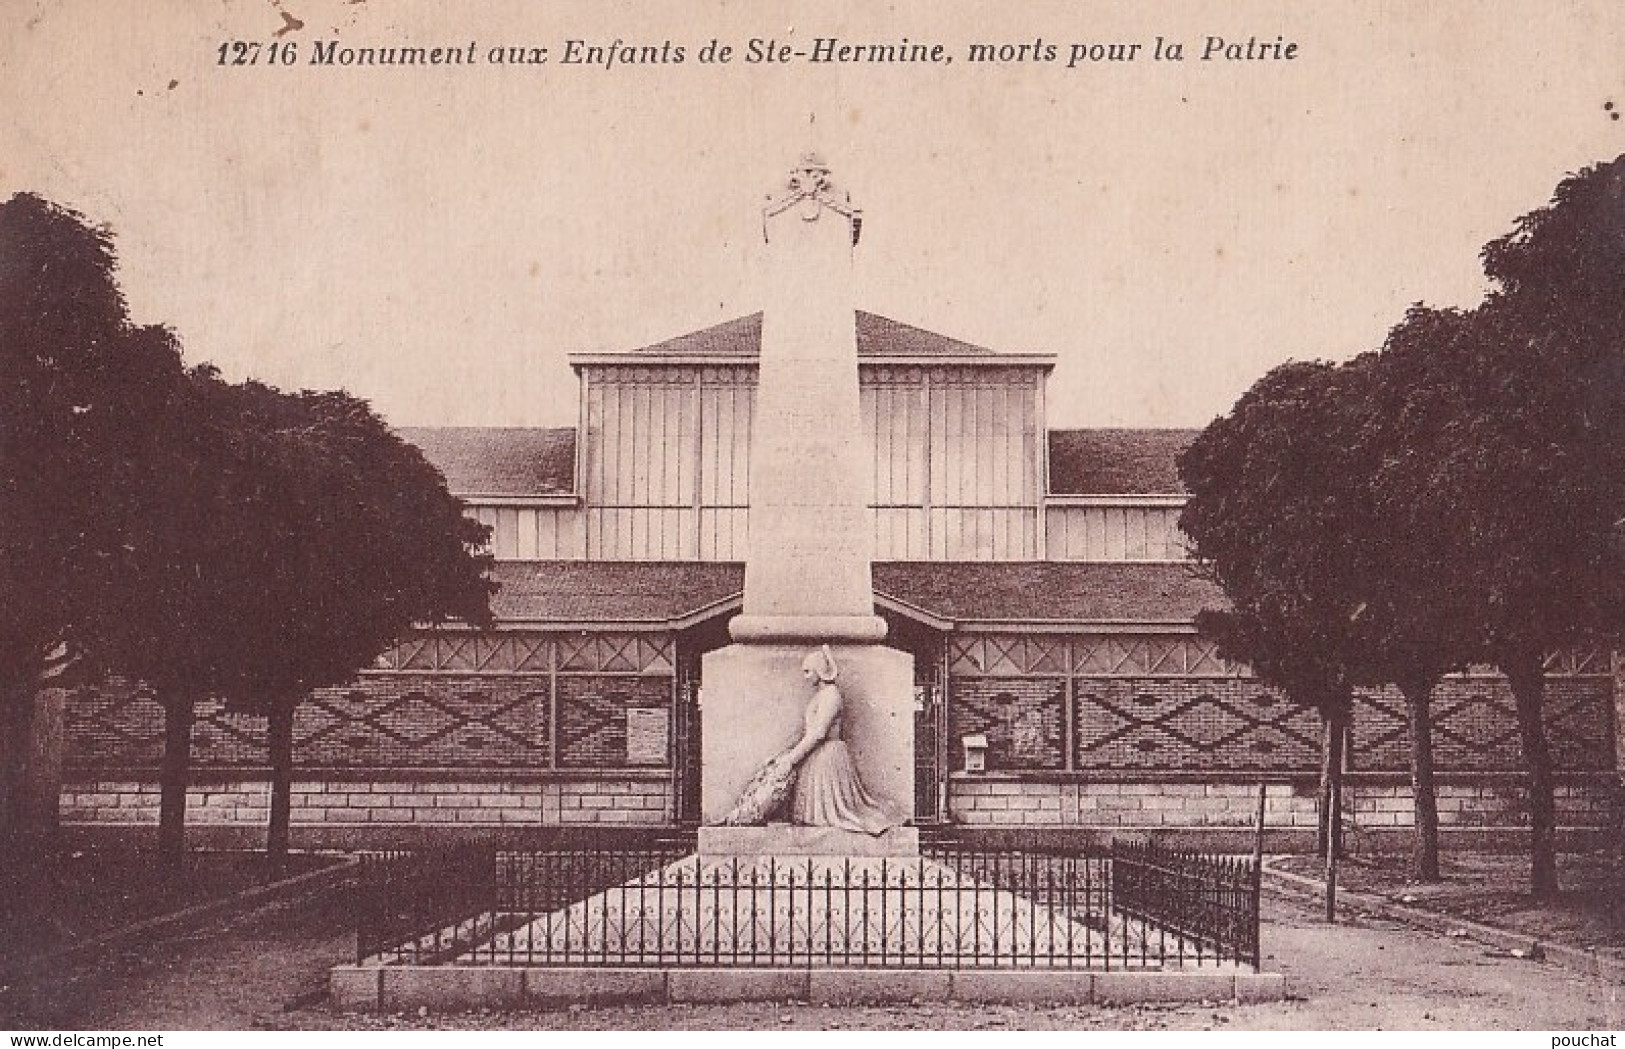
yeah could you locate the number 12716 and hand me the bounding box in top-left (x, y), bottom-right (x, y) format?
top-left (217, 41), bottom-right (299, 65)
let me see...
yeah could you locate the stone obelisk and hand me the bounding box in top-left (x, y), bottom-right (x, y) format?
top-left (699, 155), bottom-right (915, 852)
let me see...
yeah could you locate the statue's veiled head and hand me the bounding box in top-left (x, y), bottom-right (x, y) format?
top-left (801, 644), bottom-right (839, 684)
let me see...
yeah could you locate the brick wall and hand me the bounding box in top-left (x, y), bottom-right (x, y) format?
top-left (60, 777), bottom-right (672, 829)
top-left (948, 778), bottom-right (1618, 830)
top-left (64, 775), bottom-right (1612, 837)
top-left (950, 781), bottom-right (1320, 827)
top-left (1351, 678), bottom-right (1615, 772)
top-left (1064, 678), bottom-right (1612, 775)
top-left (556, 675), bottom-right (670, 769)
top-left (948, 678), bottom-right (1066, 770)
top-left (948, 669), bottom-right (1614, 777)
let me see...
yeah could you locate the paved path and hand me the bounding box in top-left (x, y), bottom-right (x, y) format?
top-left (3, 888), bottom-right (1620, 1030)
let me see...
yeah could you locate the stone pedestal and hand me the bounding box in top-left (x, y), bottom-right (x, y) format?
top-left (699, 642), bottom-right (914, 829)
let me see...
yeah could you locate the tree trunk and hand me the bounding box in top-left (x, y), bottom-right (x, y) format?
top-left (1316, 712), bottom-right (1333, 860)
top-left (1398, 677), bottom-right (1441, 883)
top-left (0, 686), bottom-right (29, 836)
top-left (1325, 762), bottom-right (1342, 923)
top-left (0, 678), bottom-right (55, 920)
top-left (157, 695), bottom-right (196, 863)
top-left (1503, 650), bottom-right (1559, 898)
top-left (1321, 703), bottom-right (1349, 922)
top-left (1316, 708), bottom-right (1349, 860)
top-left (1330, 709), bottom-right (1347, 859)
top-left (266, 701), bottom-right (295, 872)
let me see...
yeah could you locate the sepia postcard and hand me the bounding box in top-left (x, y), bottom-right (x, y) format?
top-left (2, 0), bottom-right (1622, 1037)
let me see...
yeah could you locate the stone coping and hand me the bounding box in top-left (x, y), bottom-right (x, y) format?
top-left (697, 825), bottom-right (919, 857)
top-left (331, 964), bottom-right (1285, 1012)
top-left (728, 615), bottom-right (890, 643)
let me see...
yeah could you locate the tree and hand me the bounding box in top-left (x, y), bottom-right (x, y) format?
top-left (1335, 156), bottom-right (1625, 897)
top-left (0, 194), bottom-right (185, 892)
top-left (1356, 307), bottom-right (1508, 884)
top-left (1178, 360), bottom-right (1379, 870)
top-left (1413, 155), bottom-right (1625, 896)
top-left (188, 382), bottom-right (495, 866)
top-left (0, 193), bottom-right (491, 876)
top-left (89, 364), bottom-right (312, 861)
top-left (1181, 349), bottom-right (1485, 885)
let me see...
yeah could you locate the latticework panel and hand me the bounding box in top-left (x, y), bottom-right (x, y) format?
top-left (556, 633), bottom-right (674, 676)
top-left (1071, 636), bottom-right (1236, 678)
top-left (380, 634), bottom-right (552, 674)
top-left (948, 635), bottom-right (1240, 679)
top-left (948, 637), bottom-right (1068, 677)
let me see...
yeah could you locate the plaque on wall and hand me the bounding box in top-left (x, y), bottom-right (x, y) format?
top-left (625, 706), bottom-right (670, 766)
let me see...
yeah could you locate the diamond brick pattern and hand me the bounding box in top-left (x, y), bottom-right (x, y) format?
top-left (947, 633), bottom-right (1617, 775)
top-left (296, 678), bottom-right (549, 769)
top-left (68, 629), bottom-right (683, 774)
top-left (64, 629), bottom-right (1619, 781)
top-left (68, 679), bottom-right (171, 765)
top-left (556, 675), bottom-right (672, 768)
top-left (69, 675), bottom-right (554, 771)
top-left (1350, 677), bottom-right (1614, 773)
top-left (1074, 680), bottom-right (1319, 771)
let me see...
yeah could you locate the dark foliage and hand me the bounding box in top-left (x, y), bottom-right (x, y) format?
top-left (0, 194), bottom-right (187, 886)
top-left (2, 191), bottom-right (495, 867)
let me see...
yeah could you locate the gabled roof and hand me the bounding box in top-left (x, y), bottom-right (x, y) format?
top-left (487, 561), bottom-right (1221, 627)
top-left (398, 427), bottom-right (574, 497)
top-left (619, 311), bottom-right (1004, 359)
top-left (1048, 429), bottom-right (1199, 495)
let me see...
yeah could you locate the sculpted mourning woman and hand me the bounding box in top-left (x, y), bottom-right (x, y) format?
top-left (717, 645), bottom-right (903, 834)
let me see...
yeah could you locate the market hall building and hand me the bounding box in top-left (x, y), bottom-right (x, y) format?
top-left (62, 310), bottom-right (1624, 848)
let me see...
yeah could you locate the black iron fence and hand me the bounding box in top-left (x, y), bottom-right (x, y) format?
top-left (355, 846), bottom-right (499, 965)
top-left (1110, 838), bottom-right (1261, 970)
top-left (355, 838), bottom-right (1259, 971)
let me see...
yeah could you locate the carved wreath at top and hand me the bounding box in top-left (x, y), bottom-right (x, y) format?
top-left (764, 153), bottom-right (862, 245)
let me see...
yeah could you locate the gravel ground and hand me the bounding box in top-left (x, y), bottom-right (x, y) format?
top-left (0, 851), bottom-right (331, 971)
top-left (1274, 848), bottom-right (1624, 963)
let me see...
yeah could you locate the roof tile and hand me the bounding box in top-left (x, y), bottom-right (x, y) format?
top-left (485, 561), bottom-right (1220, 625)
top-left (397, 426), bottom-right (575, 496)
top-left (623, 311), bottom-right (998, 357)
top-left (1047, 429), bottom-right (1198, 495)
